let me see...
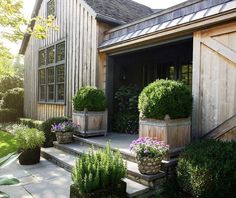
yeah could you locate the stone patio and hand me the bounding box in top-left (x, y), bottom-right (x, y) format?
top-left (0, 158), bottom-right (71, 198)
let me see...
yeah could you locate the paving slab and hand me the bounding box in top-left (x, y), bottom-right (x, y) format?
top-left (0, 185), bottom-right (33, 198)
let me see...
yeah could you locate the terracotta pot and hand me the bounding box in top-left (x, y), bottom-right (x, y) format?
top-left (55, 132), bottom-right (74, 144)
top-left (19, 147), bottom-right (41, 165)
top-left (137, 156), bottom-right (162, 175)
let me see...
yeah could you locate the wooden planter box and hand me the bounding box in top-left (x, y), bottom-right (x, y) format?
top-left (70, 180), bottom-right (126, 198)
top-left (72, 109), bottom-right (107, 137)
top-left (139, 117), bottom-right (191, 149)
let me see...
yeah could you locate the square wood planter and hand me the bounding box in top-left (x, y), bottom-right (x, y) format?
top-left (139, 116), bottom-right (191, 149)
top-left (72, 109), bottom-right (107, 137)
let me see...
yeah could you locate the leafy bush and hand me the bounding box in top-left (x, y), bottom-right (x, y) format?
top-left (2, 88), bottom-right (24, 116)
top-left (177, 140), bottom-right (236, 198)
top-left (113, 86), bottom-right (139, 134)
top-left (0, 109), bottom-right (18, 123)
top-left (73, 86), bottom-right (107, 111)
top-left (41, 117), bottom-right (69, 147)
top-left (72, 143), bottom-right (127, 193)
top-left (19, 118), bottom-right (43, 130)
top-left (0, 92), bottom-right (4, 100)
top-left (139, 80), bottom-right (192, 119)
top-left (0, 75), bottom-right (23, 93)
top-left (14, 125), bottom-right (45, 150)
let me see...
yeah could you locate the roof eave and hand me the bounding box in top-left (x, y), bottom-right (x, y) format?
top-left (96, 14), bottom-right (126, 25)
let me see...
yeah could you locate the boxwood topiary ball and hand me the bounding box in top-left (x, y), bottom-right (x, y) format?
top-left (73, 86), bottom-right (107, 111)
top-left (138, 80), bottom-right (192, 119)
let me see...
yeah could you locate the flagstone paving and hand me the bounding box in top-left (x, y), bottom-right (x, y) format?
top-left (0, 158), bottom-right (72, 198)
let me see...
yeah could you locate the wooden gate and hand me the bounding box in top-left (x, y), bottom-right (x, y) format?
top-left (192, 21), bottom-right (236, 138)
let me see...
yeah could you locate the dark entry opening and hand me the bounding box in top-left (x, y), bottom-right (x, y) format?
top-left (106, 38), bottom-right (193, 132)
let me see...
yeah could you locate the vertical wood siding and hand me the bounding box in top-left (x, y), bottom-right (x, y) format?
top-left (192, 21), bottom-right (236, 138)
top-left (24, 0), bottom-right (98, 120)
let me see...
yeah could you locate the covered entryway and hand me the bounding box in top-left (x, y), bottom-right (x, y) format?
top-left (106, 38), bottom-right (193, 131)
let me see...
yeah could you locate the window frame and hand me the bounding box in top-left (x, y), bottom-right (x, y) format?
top-left (47, 0), bottom-right (56, 18)
top-left (38, 40), bottom-right (66, 104)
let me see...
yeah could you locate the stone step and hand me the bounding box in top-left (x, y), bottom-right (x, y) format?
top-left (53, 141), bottom-right (166, 187)
top-left (41, 147), bottom-right (151, 198)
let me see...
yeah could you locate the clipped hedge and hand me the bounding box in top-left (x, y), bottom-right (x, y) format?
top-left (2, 88), bottom-right (24, 116)
top-left (0, 109), bottom-right (18, 123)
top-left (19, 118), bottom-right (43, 130)
top-left (177, 140), bottom-right (236, 198)
top-left (41, 117), bottom-right (69, 147)
top-left (138, 80), bottom-right (192, 119)
top-left (73, 86), bottom-right (107, 112)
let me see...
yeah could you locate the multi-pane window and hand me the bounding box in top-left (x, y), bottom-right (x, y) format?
top-left (38, 41), bottom-right (65, 103)
top-left (47, 0), bottom-right (55, 17)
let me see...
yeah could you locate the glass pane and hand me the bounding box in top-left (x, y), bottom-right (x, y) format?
top-left (39, 69), bottom-right (45, 84)
top-left (56, 42), bottom-right (65, 62)
top-left (47, 67), bottom-right (54, 83)
top-left (57, 84), bottom-right (64, 101)
top-left (40, 86), bottom-right (46, 100)
top-left (48, 85), bottom-right (54, 100)
top-left (56, 65), bottom-right (64, 83)
top-left (181, 65), bottom-right (189, 85)
top-left (39, 50), bottom-right (46, 66)
top-left (168, 66), bottom-right (175, 80)
top-left (47, 46), bottom-right (55, 64)
top-left (47, 0), bottom-right (55, 16)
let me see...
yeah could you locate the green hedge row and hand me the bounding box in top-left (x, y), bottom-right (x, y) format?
top-left (0, 109), bottom-right (18, 123)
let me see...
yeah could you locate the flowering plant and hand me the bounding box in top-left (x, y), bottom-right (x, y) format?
top-left (51, 121), bottom-right (80, 133)
top-left (130, 137), bottom-right (169, 159)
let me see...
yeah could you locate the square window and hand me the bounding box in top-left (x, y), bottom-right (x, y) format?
top-left (47, 46), bottom-right (55, 64)
top-left (56, 42), bottom-right (65, 62)
top-left (39, 50), bottom-right (46, 66)
top-left (47, 0), bottom-right (55, 17)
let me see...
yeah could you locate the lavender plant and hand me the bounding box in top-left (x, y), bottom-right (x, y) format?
top-left (51, 121), bottom-right (80, 133)
top-left (130, 137), bottom-right (169, 159)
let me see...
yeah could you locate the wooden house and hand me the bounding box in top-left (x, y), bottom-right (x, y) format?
top-left (20, 0), bottom-right (236, 139)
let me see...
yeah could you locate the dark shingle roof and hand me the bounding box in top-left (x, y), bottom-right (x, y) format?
top-left (84, 0), bottom-right (154, 24)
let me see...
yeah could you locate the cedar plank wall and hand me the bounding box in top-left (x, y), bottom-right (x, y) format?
top-left (24, 0), bottom-right (100, 120)
top-left (192, 21), bottom-right (236, 138)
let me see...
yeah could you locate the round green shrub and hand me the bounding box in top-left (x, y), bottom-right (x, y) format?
top-left (177, 140), bottom-right (236, 198)
top-left (0, 75), bottom-right (23, 93)
top-left (41, 117), bottom-right (69, 147)
top-left (73, 86), bottom-right (107, 111)
top-left (2, 88), bottom-right (24, 116)
top-left (138, 80), bottom-right (192, 119)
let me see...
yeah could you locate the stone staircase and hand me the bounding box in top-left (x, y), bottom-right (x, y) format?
top-left (41, 136), bottom-right (179, 197)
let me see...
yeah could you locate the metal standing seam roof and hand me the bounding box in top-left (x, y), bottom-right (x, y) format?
top-left (99, 0), bottom-right (236, 48)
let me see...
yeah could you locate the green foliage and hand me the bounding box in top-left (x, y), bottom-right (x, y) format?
top-left (0, 92), bottom-right (4, 100)
top-left (19, 118), bottom-right (43, 130)
top-left (41, 117), bottom-right (69, 147)
top-left (2, 88), bottom-right (24, 116)
top-left (73, 86), bottom-right (107, 111)
top-left (0, 109), bottom-right (18, 123)
top-left (14, 125), bottom-right (45, 150)
top-left (139, 79), bottom-right (192, 119)
top-left (0, 75), bottom-right (23, 93)
top-left (72, 143), bottom-right (127, 193)
top-left (0, 131), bottom-right (19, 157)
top-left (177, 140), bottom-right (236, 198)
top-left (113, 86), bottom-right (139, 134)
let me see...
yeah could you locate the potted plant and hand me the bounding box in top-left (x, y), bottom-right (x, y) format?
top-left (70, 143), bottom-right (127, 198)
top-left (51, 121), bottom-right (80, 144)
top-left (130, 137), bottom-right (169, 175)
top-left (72, 86), bottom-right (107, 137)
top-left (15, 125), bottom-right (45, 165)
top-left (138, 80), bottom-right (192, 149)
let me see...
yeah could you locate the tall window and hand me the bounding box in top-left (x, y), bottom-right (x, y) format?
top-left (47, 0), bottom-right (55, 17)
top-left (38, 41), bottom-right (66, 103)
